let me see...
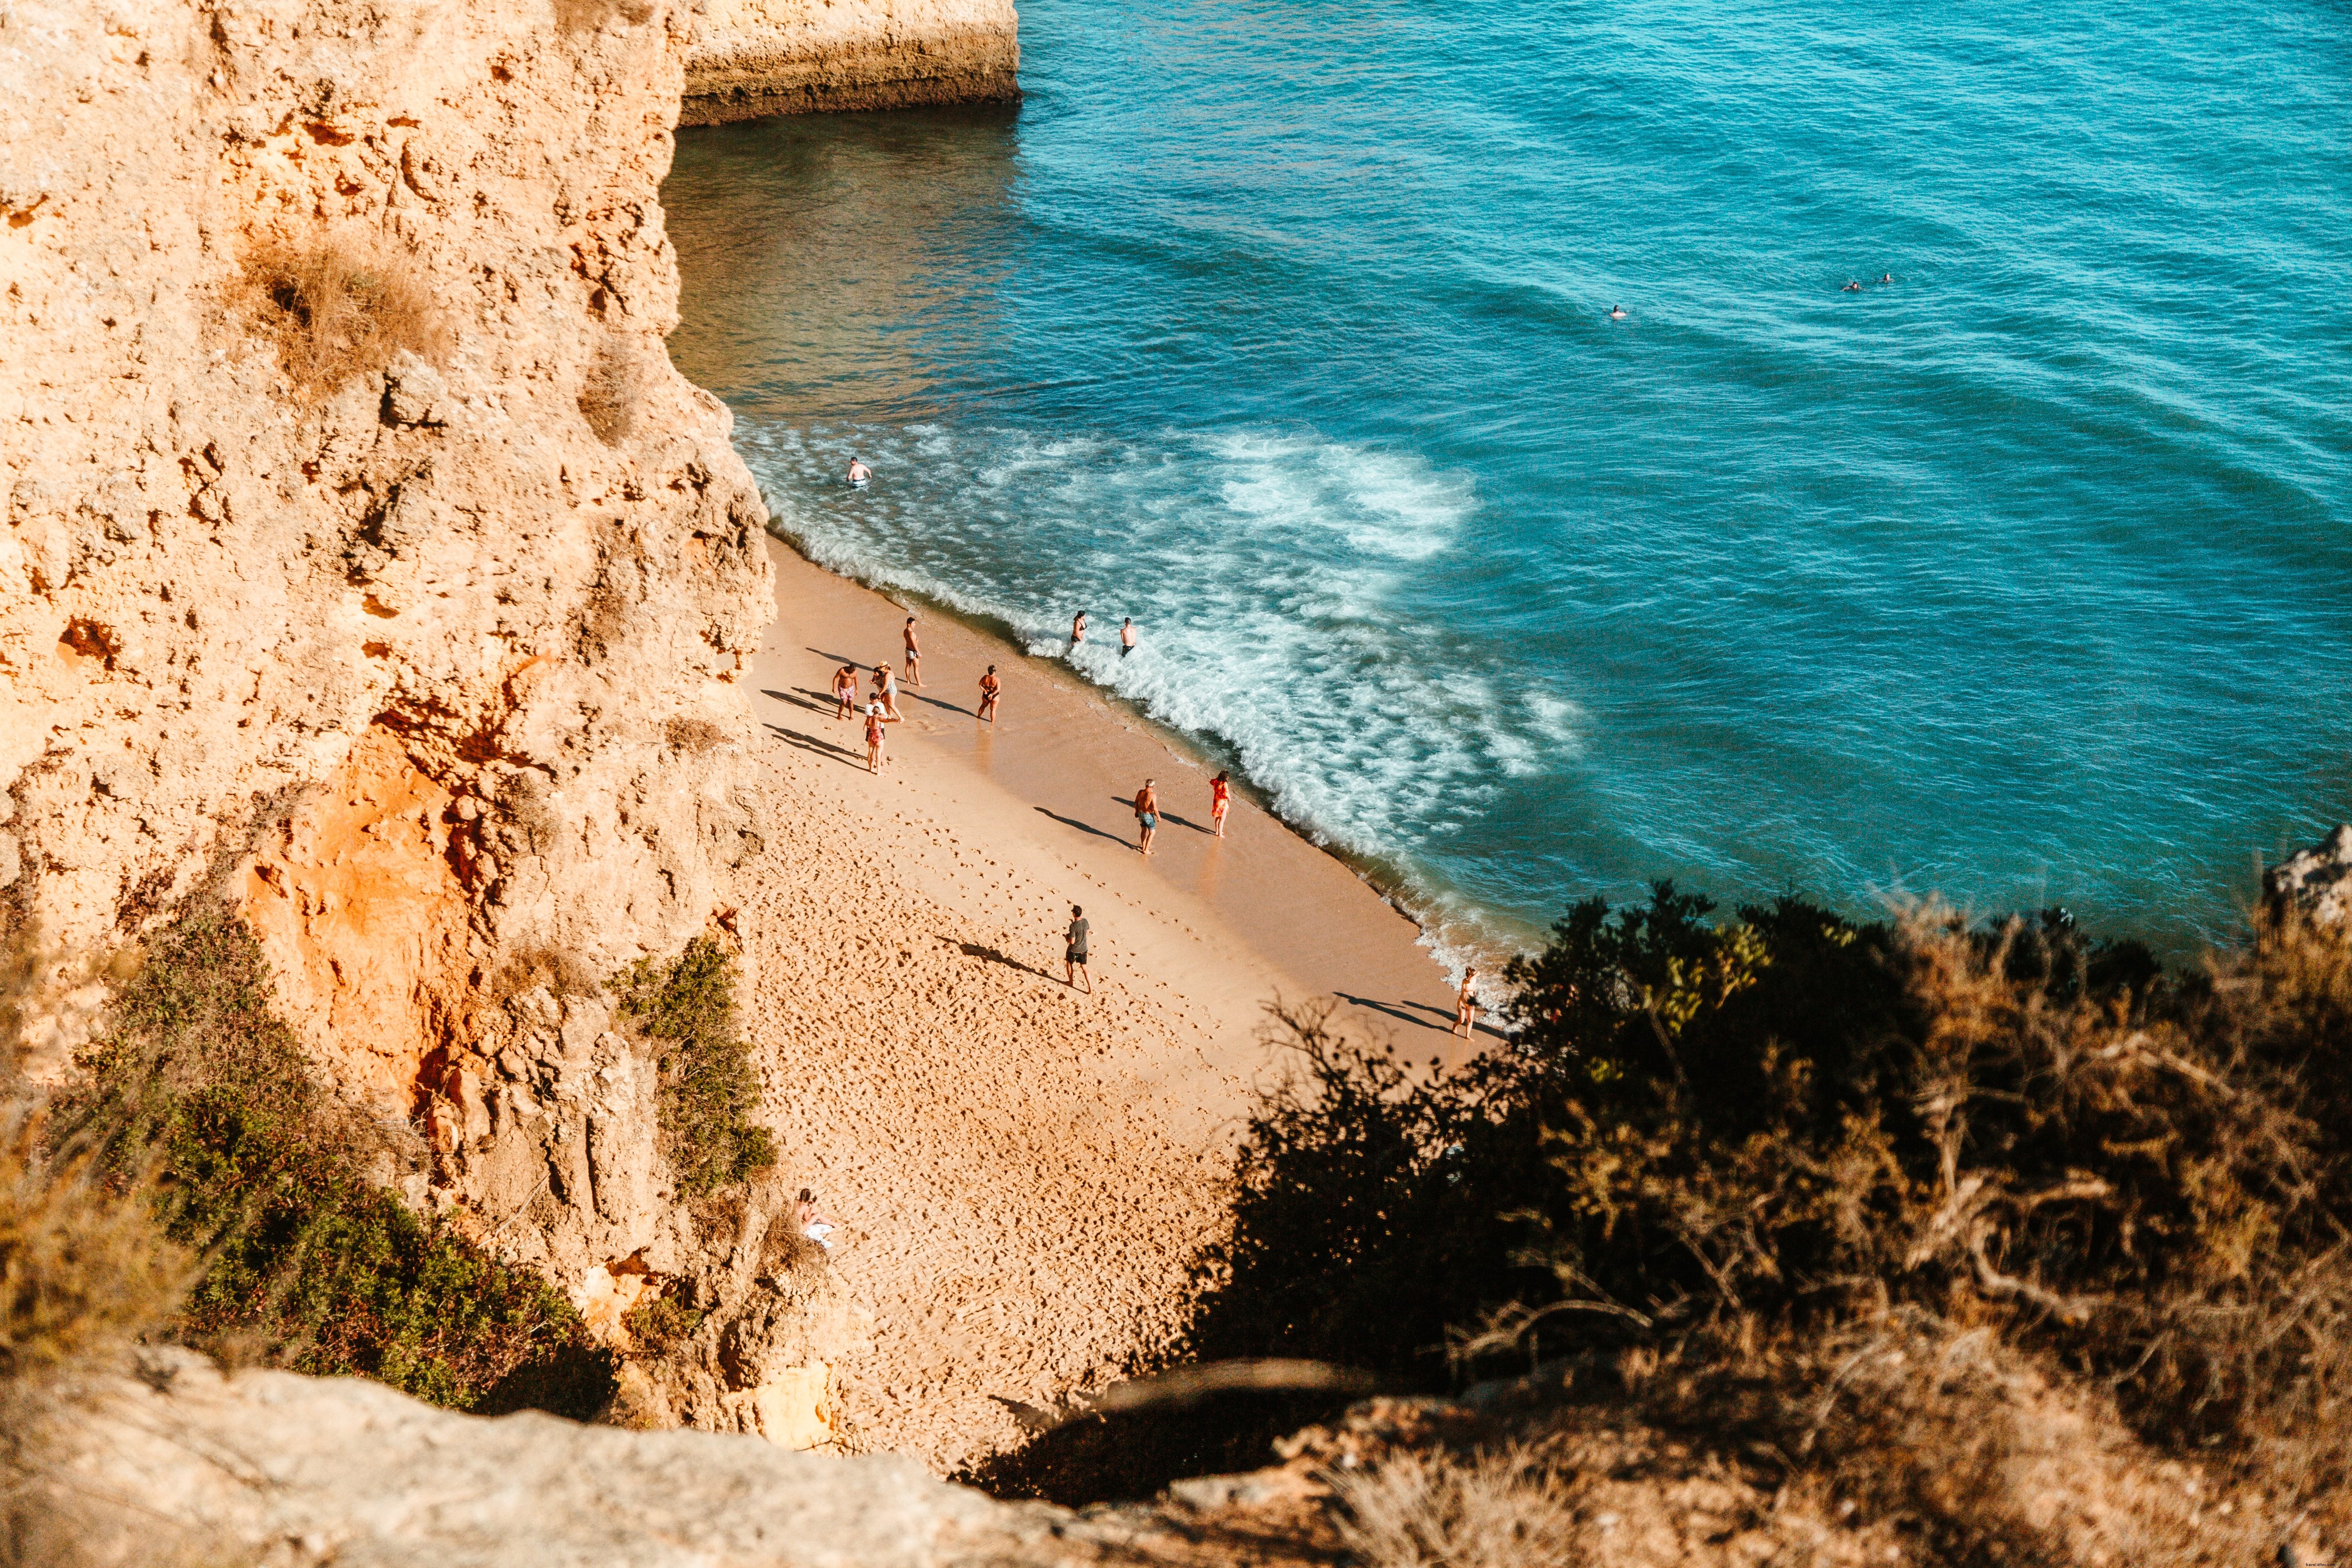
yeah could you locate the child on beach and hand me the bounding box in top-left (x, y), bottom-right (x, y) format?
top-left (1065, 904), bottom-right (1091, 993)
top-left (978, 664), bottom-right (1001, 724)
top-left (833, 664), bottom-right (859, 720)
top-left (1209, 771), bottom-right (1231, 838)
top-left (864, 700), bottom-right (899, 773)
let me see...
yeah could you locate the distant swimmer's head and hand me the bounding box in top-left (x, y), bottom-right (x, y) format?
top-left (1608, 305), bottom-right (1626, 318)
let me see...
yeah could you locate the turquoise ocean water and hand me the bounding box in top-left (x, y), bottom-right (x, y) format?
top-left (663, 0), bottom-right (2352, 960)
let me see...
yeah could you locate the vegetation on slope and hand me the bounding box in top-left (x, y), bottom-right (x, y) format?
top-left (611, 935), bottom-right (775, 1196)
top-left (986, 886), bottom-right (2351, 1560)
top-left (54, 909), bottom-right (612, 1417)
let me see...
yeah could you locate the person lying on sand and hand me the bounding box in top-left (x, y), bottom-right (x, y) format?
top-left (978, 664), bottom-right (1001, 724)
top-left (864, 700), bottom-right (900, 774)
top-left (833, 664), bottom-right (859, 721)
top-left (1065, 904), bottom-right (1092, 993)
top-left (1453, 967), bottom-right (1480, 1038)
top-left (902, 615), bottom-right (922, 686)
top-left (795, 1187), bottom-right (840, 1249)
top-left (1134, 779), bottom-right (1160, 857)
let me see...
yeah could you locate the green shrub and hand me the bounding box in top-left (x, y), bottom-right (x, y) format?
top-left (1182, 887), bottom-right (2350, 1518)
top-left (60, 909), bottom-right (612, 1416)
top-left (620, 1294), bottom-right (703, 1357)
top-left (610, 937), bottom-right (775, 1196)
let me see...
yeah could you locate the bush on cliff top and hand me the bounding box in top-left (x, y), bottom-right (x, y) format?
top-left (611, 936), bottom-right (775, 1197)
top-left (58, 909), bottom-right (612, 1416)
top-left (1172, 886), bottom-right (2351, 1543)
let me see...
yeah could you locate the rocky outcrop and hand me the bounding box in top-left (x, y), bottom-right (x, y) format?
top-left (2, 0), bottom-right (788, 1426)
top-left (681, 0), bottom-right (1018, 124)
top-left (2265, 824), bottom-right (2352, 928)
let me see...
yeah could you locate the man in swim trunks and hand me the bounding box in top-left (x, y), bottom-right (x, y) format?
top-left (902, 615), bottom-right (922, 686)
top-left (847, 458), bottom-right (871, 486)
top-left (1134, 778), bottom-right (1159, 857)
top-left (1209, 770), bottom-right (1231, 838)
top-left (1120, 617), bottom-right (1137, 656)
top-left (977, 664), bottom-right (1001, 723)
top-left (1065, 903), bottom-right (1091, 993)
top-left (832, 664), bottom-right (860, 720)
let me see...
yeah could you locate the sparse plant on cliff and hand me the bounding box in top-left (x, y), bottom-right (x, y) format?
top-left (233, 237), bottom-right (446, 402)
top-left (611, 937), bottom-right (776, 1196)
top-left (57, 909), bottom-right (613, 1417)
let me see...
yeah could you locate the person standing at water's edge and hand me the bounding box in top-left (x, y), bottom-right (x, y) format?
top-left (1209, 771), bottom-right (1231, 838)
top-left (1134, 778), bottom-right (1159, 857)
top-left (1065, 904), bottom-right (1092, 993)
top-left (1070, 609), bottom-right (1087, 646)
top-left (1452, 967), bottom-right (1480, 1038)
top-left (902, 615), bottom-right (922, 687)
top-left (1120, 617), bottom-right (1137, 657)
top-left (977, 664), bottom-right (1001, 724)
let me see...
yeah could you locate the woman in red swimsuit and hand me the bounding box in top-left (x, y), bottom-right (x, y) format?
top-left (1209, 771), bottom-right (1231, 838)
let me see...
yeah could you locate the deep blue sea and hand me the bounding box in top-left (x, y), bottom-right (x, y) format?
top-left (663, 0), bottom-right (2352, 960)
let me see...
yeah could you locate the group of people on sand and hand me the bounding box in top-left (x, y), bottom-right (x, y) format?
top-left (828, 613), bottom-right (1013, 773)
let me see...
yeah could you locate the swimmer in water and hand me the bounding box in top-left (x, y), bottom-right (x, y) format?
top-left (1880, 273), bottom-right (1893, 283)
top-left (1608, 304), bottom-right (1627, 320)
top-left (1842, 280), bottom-right (1862, 292)
top-left (1119, 617), bottom-right (1137, 656)
top-left (1070, 609), bottom-right (1088, 646)
top-left (847, 458), bottom-right (872, 486)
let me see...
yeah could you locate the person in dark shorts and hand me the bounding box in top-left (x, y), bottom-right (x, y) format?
top-left (1065, 904), bottom-right (1092, 993)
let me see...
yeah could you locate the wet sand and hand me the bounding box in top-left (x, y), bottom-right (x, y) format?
top-left (737, 537), bottom-right (1487, 1472)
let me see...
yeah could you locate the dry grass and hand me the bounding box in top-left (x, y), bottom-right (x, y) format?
top-left (0, 1111), bottom-right (190, 1381)
top-left (664, 717), bottom-right (726, 755)
top-left (232, 238), bottom-right (446, 402)
top-left (1330, 1448), bottom-right (1580, 1568)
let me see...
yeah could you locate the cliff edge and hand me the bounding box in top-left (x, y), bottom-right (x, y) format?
top-left (681, 0), bottom-right (1018, 124)
top-left (0, 0), bottom-right (820, 1432)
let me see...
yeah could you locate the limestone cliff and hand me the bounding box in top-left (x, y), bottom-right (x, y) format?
top-left (681, 0), bottom-right (1018, 124)
top-left (0, 0), bottom-right (815, 1429)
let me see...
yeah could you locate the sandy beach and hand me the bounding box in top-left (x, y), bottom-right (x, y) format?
top-left (738, 537), bottom-right (1482, 1471)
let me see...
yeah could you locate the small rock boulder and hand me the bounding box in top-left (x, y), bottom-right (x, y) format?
top-left (2263, 824), bottom-right (2352, 928)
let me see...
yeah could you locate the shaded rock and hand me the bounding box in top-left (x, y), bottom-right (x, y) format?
top-left (2265, 824), bottom-right (2352, 928)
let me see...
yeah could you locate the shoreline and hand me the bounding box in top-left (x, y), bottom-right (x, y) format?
top-left (749, 528), bottom-right (1488, 1045)
top-left (757, 518), bottom-right (1532, 996)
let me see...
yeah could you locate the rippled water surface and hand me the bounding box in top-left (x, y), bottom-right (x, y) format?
top-left (664, 0), bottom-right (2352, 954)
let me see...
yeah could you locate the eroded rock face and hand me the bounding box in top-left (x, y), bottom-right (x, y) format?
top-left (681, 0), bottom-right (1018, 123)
top-left (2, 0), bottom-right (793, 1424)
top-left (1, 5), bottom-right (768, 1102)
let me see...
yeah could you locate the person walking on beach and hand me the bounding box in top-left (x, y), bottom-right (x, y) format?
top-left (1452, 967), bottom-right (1481, 1039)
top-left (873, 661), bottom-right (903, 720)
top-left (1209, 770), bottom-right (1231, 838)
top-left (1065, 904), bottom-right (1092, 993)
top-left (902, 615), bottom-right (922, 687)
top-left (1070, 609), bottom-right (1087, 646)
top-left (864, 699), bottom-right (900, 773)
top-left (832, 664), bottom-right (859, 721)
top-left (1119, 617), bottom-right (1137, 657)
top-left (977, 664), bottom-right (1002, 724)
top-left (1134, 778), bottom-right (1160, 857)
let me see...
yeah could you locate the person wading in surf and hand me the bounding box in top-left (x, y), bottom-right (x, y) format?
top-left (1134, 778), bottom-right (1160, 857)
top-left (1120, 617), bottom-right (1137, 656)
top-left (1070, 609), bottom-right (1087, 647)
top-left (847, 458), bottom-right (871, 486)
